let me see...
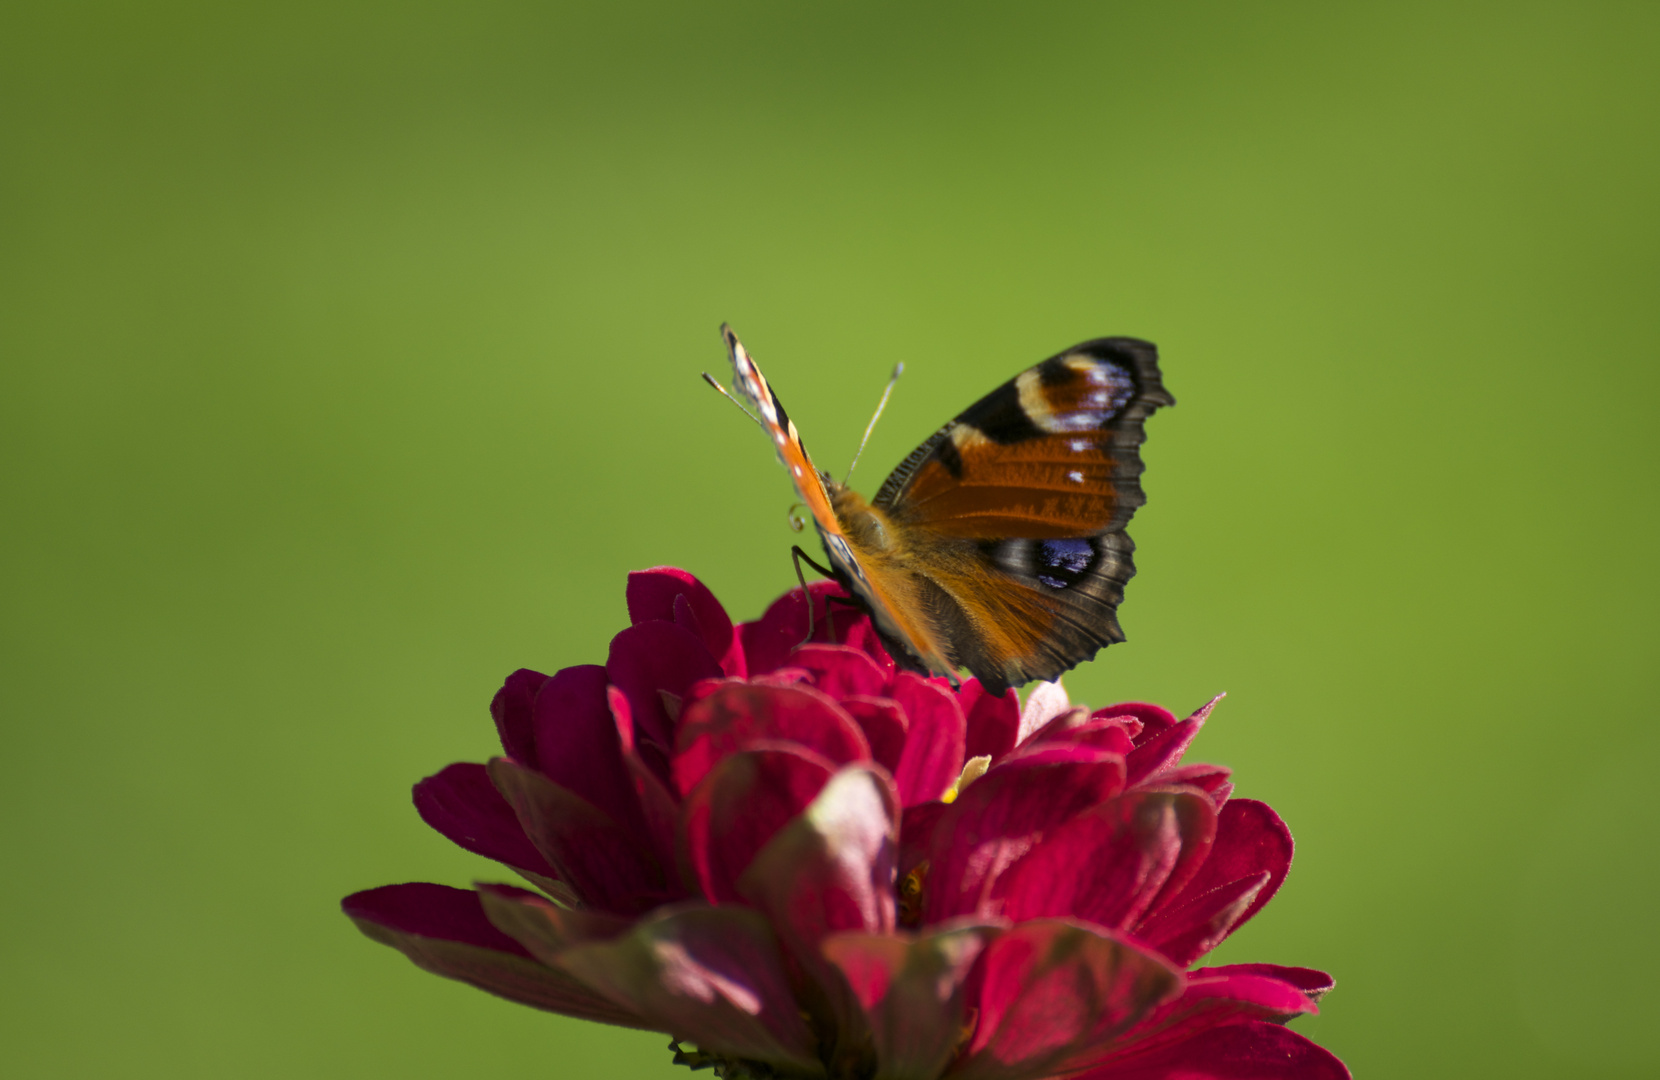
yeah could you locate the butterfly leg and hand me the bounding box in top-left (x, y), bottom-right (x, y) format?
top-left (791, 545), bottom-right (838, 646)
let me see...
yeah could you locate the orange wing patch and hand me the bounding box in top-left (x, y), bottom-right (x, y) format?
top-left (900, 429), bottom-right (1124, 539)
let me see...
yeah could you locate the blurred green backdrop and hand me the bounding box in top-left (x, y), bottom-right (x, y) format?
top-left (3, 2), bottom-right (1657, 1077)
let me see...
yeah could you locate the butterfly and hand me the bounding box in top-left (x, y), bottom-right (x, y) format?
top-left (710, 324), bottom-right (1173, 696)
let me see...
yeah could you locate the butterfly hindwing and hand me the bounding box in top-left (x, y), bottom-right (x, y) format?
top-left (865, 338), bottom-right (1173, 692)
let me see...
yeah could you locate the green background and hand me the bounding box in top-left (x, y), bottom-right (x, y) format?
top-left (4, 2), bottom-right (1656, 1076)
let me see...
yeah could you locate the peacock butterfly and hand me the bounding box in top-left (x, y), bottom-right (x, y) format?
top-left (707, 324), bottom-right (1173, 696)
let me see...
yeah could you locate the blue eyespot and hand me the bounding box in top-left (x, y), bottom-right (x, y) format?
top-left (1035, 538), bottom-right (1095, 590)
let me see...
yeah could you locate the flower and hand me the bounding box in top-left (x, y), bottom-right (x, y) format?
top-left (343, 568), bottom-right (1348, 1079)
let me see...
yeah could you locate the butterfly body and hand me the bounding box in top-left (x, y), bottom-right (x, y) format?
top-left (720, 325), bottom-right (1172, 696)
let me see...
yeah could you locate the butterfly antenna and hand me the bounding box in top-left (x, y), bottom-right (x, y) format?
top-left (845, 362), bottom-right (904, 483)
top-left (701, 371), bottom-right (769, 435)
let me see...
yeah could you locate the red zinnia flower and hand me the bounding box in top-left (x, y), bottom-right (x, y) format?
top-left (343, 568), bottom-right (1347, 1079)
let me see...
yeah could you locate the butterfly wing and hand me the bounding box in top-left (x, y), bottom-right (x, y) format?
top-left (720, 325), bottom-right (956, 673)
top-left (721, 324), bottom-right (841, 529)
top-left (869, 337), bottom-right (1173, 693)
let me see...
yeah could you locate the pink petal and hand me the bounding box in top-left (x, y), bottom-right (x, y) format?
top-left (950, 919), bottom-right (1183, 1080)
top-left (997, 790), bottom-right (1217, 932)
top-left (342, 883), bottom-right (645, 1028)
top-left (959, 679), bottom-right (1021, 762)
top-left (842, 695), bottom-right (909, 773)
top-left (823, 923), bottom-right (1000, 1080)
top-left (487, 757), bottom-right (673, 916)
top-left (680, 747), bottom-right (835, 904)
top-left (1206, 963), bottom-right (1335, 1007)
top-left (1179, 967), bottom-right (1325, 1022)
top-left (738, 582), bottom-right (892, 677)
top-left (412, 763), bottom-right (559, 887)
top-left (1125, 696), bottom-right (1223, 787)
top-left (1135, 799), bottom-right (1293, 966)
top-left (738, 764), bottom-right (901, 943)
top-left (1017, 681), bottom-right (1073, 744)
top-left (529, 664), bottom-right (646, 840)
top-left (606, 621), bottom-right (724, 782)
top-left (924, 755), bottom-right (1128, 923)
top-left (490, 668), bottom-right (549, 764)
top-left (626, 567), bottom-right (745, 677)
top-left (889, 672), bottom-right (968, 806)
top-left (792, 643), bottom-right (889, 697)
top-left (673, 681), bottom-right (870, 799)
top-left (1073, 1021), bottom-right (1349, 1080)
top-left (554, 904), bottom-right (821, 1071)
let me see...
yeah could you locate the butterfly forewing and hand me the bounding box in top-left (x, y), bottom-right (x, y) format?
top-left (873, 339), bottom-right (1171, 538)
top-left (866, 338), bottom-right (1174, 693)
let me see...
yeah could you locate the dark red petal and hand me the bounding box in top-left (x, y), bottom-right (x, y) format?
top-left (476, 882), bottom-right (632, 960)
top-left (738, 764), bottom-right (901, 943)
top-left (490, 668), bottom-right (549, 763)
top-left (606, 621), bottom-right (724, 781)
top-left (626, 567), bottom-right (745, 677)
top-left (530, 665), bottom-right (646, 840)
top-left (843, 695), bottom-right (909, 773)
top-left (959, 679), bottom-right (1021, 762)
top-left (1073, 1021), bottom-right (1349, 1080)
top-left (1141, 873), bottom-right (1271, 968)
top-left (835, 617), bottom-right (898, 674)
top-left (824, 923), bottom-right (1000, 1080)
top-left (1125, 696), bottom-right (1223, 785)
top-left (1125, 718), bottom-right (1203, 787)
top-left (1076, 967), bottom-right (1326, 1075)
top-left (555, 904), bottom-right (821, 1071)
top-left (998, 790), bottom-right (1217, 932)
top-left (996, 740), bottom-right (1128, 769)
top-left (1136, 799), bottom-right (1292, 965)
top-left (889, 672), bottom-right (968, 807)
top-left (1159, 762), bottom-right (1235, 803)
top-left (792, 643), bottom-right (889, 697)
top-left (606, 686), bottom-right (682, 868)
top-left (680, 747), bottom-right (836, 904)
top-left (899, 800), bottom-right (948, 884)
top-left (1095, 702), bottom-right (1179, 748)
top-left (487, 757), bottom-right (673, 916)
top-left (412, 763), bottom-right (558, 882)
top-left (673, 681), bottom-right (870, 799)
top-left (1023, 713), bottom-right (1138, 757)
top-left (737, 765), bottom-right (902, 1044)
top-left (738, 582), bottom-right (891, 676)
top-left (341, 883), bottom-right (644, 1028)
top-left (924, 755), bottom-right (1128, 923)
top-left (952, 920), bottom-right (1183, 1080)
